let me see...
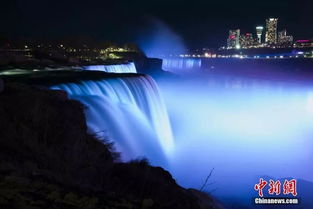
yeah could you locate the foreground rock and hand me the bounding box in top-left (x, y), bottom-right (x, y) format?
top-left (0, 83), bottom-right (223, 209)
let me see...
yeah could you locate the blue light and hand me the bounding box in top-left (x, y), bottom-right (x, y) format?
top-left (51, 75), bottom-right (174, 165)
top-left (158, 73), bottom-right (313, 205)
top-left (84, 62), bottom-right (137, 73)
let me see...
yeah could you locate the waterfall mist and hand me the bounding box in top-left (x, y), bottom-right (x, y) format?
top-left (157, 60), bottom-right (313, 208)
top-left (50, 60), bottom-right (313, 208)
top-left (137, 18), bottom-right (187, 58)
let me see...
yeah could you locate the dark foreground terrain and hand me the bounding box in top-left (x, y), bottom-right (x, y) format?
top-left (0, 82), bottom-right (222, 209)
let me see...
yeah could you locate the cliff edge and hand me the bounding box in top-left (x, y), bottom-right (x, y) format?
top-left (0, 82), bottom-right (223, 209)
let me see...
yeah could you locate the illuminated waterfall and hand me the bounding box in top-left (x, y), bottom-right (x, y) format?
top-left (83, 62), bottom-right (137, 73)
top-left (51, 75), bottom-right (173, 164)
top-left (162, 58), bottom-right (202, 72)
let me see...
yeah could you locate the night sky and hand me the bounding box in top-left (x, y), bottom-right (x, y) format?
top-left (1, 0), bottom-right (313, 48)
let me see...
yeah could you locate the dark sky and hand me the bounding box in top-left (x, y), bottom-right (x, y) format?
top-left (1, 0), bottom-right (313, 48)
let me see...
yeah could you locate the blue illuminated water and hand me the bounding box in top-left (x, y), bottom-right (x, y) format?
top-left (51, 60), bottom-right (313, 208)
top-left (84, 62), bottom-right (137, 73)
top-left (162, 58), bottom-right (202, 72)
top-left (51, 75), bottom-right (174, 165)
top-left (158, 59), bottom-right (313, 208)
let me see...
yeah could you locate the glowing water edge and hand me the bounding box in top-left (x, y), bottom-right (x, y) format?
top-left (157, 72), bottom-right (313, 208)
top-left (162, 58), bottom-right (202, 72)
top-left (84, 62), bottom-right (137, 73)
top-left (51, 75), bottom-right (174, 165)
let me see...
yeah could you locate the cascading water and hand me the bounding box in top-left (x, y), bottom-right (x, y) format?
top-left (162, 58), bottom-right (202, 72)
top-left (83, 62), bottom-right (137, 73)
top-left (51, 74), bottom-right (174, 165)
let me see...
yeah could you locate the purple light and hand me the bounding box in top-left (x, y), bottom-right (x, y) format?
top-left (296, 40), bottom-right (310, 43)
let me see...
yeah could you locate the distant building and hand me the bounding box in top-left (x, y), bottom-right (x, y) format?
top-left (265, 18), bottom-right (278, 45)
top-left (222, 18), bottom-right (302, 50)
top-left (278, 29), bottom-right (293, 45)
top-left (227, 29), bottom-right (241, 49)
top-left (240, 33), bottom-right (255, 48)
top-left (294, 40), bottom-right (313, 48)
top-left (256, 26), bottom-right (264, 44)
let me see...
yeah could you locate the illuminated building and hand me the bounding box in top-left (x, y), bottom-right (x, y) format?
top-left (240, 33), bottom-right (255, 48)
top-left (227, 29), bottom-right (241, 49)
top-left (294, 40), bottom-right (313, 48)
top-left (278, 29), bottom-right (293, 45)
top-left (256, 26), bottom-right (264, 44)
top-left (265, 18), bottom-right (278, 45)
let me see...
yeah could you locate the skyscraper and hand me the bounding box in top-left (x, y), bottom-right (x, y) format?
top-left (256, 26), bottom-right (264, 44)
top-left (227, 29), bottom-right (241, 49)
top-left (240, 33), bottom-right (255, 48)
top-left (265, 18), bottom-right (278, 45)
top-left (278, 29), bottom-right (293, 45)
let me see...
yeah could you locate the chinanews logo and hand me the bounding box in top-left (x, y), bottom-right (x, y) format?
top-left (253, 178), bottom-right (299, 205)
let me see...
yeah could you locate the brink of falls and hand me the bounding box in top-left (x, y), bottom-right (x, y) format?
top-left (83, 62), bottom-right (137, 73)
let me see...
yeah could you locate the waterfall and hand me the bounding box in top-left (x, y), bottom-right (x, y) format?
top-left (162, 58), bottom-right (202, 72)
top-left (51, 75), bottom-right (173, 164)
top-left (83, 62), bottom-right (137, 73)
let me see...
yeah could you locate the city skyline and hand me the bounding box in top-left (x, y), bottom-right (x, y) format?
top-left (225, 18), bottom-right (298, 49)
top-left (1, 16), bottom-right (308, 51)
top-left (1, 0), bottom-right (313, 49)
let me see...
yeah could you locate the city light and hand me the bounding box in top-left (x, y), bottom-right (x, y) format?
top-left (224, 18), bottom-right (296, 50)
